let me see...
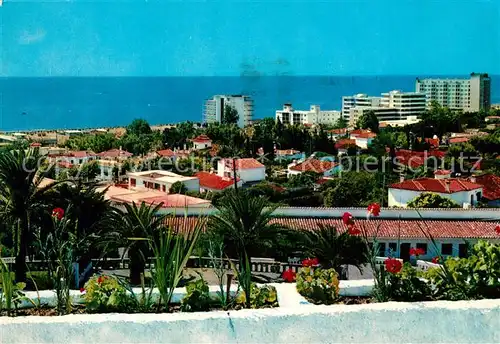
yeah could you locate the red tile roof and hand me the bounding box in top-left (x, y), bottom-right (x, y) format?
top-left (141, 194), bottom-right (210, 207)
top-left (425, 138), bottom-right (440, 148)
top-left (223, 158), bottom-right (265, 170)
top-left (449, 136), bottom-right (469, 144)
top-left (58, 161), bottom-right (74, 169)
top-left (329, 128), bottom-right (347, 135)
top-left (335, 139), bottom-right (356, 149)
top-left (356, 132), bottom-right (377, 139)
top-left (30, 142), bottom-right (41, 147)
top-left (195, 172), bottom-right (237, 190)
top-left (192, 134), bottom-right (212, 143)
top-left (98, 149), bottom-right (133, 158)
top-left (289, 158), bottom-right (339, 173)
top-left (470, 174), bottom-right (500, 201)
top-left (157, 149), bottom-right (175, 157)
top-left (350, 129), bottom-right (373, 137)
top-left (62, 150), bottom-right (96, 158)
top-left (165, 217), bottom-right (499, 240)
top-left (393, 149), bottom-right (446, 168)
top-left (389, 178), bottom-right (482, 194)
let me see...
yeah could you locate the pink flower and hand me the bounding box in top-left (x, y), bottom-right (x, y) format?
top-left (282, 269), bottom-right (296, 283)
top-left (51, 207), bottom-right (64, 220)
top-left (384, 258), bottom-right (402, 274)
top-left (367, 203), bottom-right (381, 217)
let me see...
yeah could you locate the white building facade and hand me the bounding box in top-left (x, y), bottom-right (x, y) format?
top-left (127, 170), bottom-right (200, 193)
top-left (415, 73), bottom-right (491, 112)
top-left (217, 158), bottom-right (266, 183)
top-left (204, 95), bottom-right (253, 128)
top-left (342, 94), bottom-right (381, 121)
top-left (275, 104), bottom-right (341, 126)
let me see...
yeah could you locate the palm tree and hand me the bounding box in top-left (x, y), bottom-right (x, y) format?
top-left (101, 202), bottom-right (167, 285)
top-left (208, 190), bottom-right (288, 262)
top-left (298, 224), bottom-right (368, 278)
top-left (0, 148), bottom-right (56, 282)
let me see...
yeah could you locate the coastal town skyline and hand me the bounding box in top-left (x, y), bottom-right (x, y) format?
top-left (1, 0), bottom-right (499, 77)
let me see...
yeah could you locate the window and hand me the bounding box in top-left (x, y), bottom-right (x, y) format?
top-left (162, 185), bottom-right (166, 192)
top-left (378, 242), bottom-right (386, 256)
top-left (458, 244), bottom-right (468, 258)
top-left (388, 243), bottom-right (397, 255)
top-left (416, 243), bottom-right (428, 254)
top-left (154, 183), bottom-right (160, 190)
top-left (441, 243), bottom-right (453, 255)
top-left (130, 178), bottom-right (136, 187)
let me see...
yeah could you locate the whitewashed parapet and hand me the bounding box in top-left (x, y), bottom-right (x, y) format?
top-left (1, 299), bottom-right (499, 343)
top-left (417, 259), bottom-right (442, 271)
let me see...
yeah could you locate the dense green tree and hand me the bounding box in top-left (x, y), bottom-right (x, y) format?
top-left (357, 110), bottom-right (379, 133)
top-left (65, 133), bottom-right (117, 153)
top-left (169, 181), bottom-right (188, 194)
top-left (222, 104), bottom-right (239, 125)
top-left (417, 101), bottom-right (461, 137)
top-left (332, 117), bottom-right (348, 129)
top-left (322, 171), bottom-right (384, 207)
top-left (127, 118), bottom-right (152, 136)
top-left (447, 142), bottom-right (477, 159)
top-left (286, 171), bottom-right (321, 188)
top-left (407, 192), bottom-right (461, 208)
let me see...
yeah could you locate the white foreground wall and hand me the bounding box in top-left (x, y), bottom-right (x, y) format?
top-left (1, 299), bottom-right (499, 343)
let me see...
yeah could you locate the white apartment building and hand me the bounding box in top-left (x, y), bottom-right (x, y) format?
top-left (127, 170), bottom-right (200, 193)
top-left (415, 73), bottom-right (491, 112)
top-left (342, 94), bottom-right (381, 120)
top-left (275, 104), bottom-right (341, 126)
top-left (344, 90), bottom-right (426, 126)
top-left (204, 95), bottom-right (253, 128)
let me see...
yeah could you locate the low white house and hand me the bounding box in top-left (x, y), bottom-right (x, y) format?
top-left (388, 177), bottom-right (483, 208)
top-left (349, 129), bottom-right (377, 149)
top-left (58, 151), bottom-right (97, 166)
top-left (192, 135), bottom-right (212, 150)
top-left (127, 170), bottom-right (200, 193)
top-left (217, 158), bottom-right (265, 183)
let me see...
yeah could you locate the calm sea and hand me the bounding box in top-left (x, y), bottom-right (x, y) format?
top-left (0, 76), bottom-right (498, 131)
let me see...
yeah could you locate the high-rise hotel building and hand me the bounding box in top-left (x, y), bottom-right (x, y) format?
top-left (415, 73), bottom-right (491, 112)
top-left (203, 95), bottom-right (253, 128)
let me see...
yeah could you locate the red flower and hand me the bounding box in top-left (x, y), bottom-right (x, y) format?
top-left (431, 257), bottom-right (440, 264)
top-left (51, 207), bottom-right (64, 220)
top-left (282, 268), bottom-right (296, 283)
top-left (384, 258), bottom-right (402, 274)
top-left (80, 288), bottom-right (85, 293)
top-left (495, 224), bottom-right (500, 235)
top-left (348, 224), bottom-right (361, 235)
top-left (97, 276), bottom-right (104, 284)
top-left (342, 212), bottom-right (354, 226)
top-left (367, 203), bottom-right (381, 217)
top-left (302, 258), bottom-right (319, 267)
top-left (409, 248), bottom-right (425, 256)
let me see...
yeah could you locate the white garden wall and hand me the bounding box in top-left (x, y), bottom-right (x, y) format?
top-left (1, 299), bottom-right (499, 343)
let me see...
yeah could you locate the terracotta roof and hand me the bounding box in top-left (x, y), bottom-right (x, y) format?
top-left (223, 158), bottom-right (265, 170)
top-left (195, 172), bottom-right (237, 190)
top-left (434, 170), bottom-right (452, 176)
top-left (328, 128), bottom-right (347, 135)
top-left (289, 158), bottom-right (339, 173)
top-left (425, 138), bottom-right (440, 148)
top-left (335, 139), bottom-right (356, 149)
top-left (58, 161), bottom-right (74, 169)
top-left (157, 149), bottom-right (175, 157)
top-left (449, 136), bottom-right (469, 144)
top-left (98, 149), bottom-right (133, 158)
top-left (350, 129), bottom-right (373, 137)
top-left (192, 134), bottom-right (212, 143)
top-left (356, 132), bottom-right (377, 139)
top-left (141, 194), bottom-right (211, 208)
top-left (164, 217), bottom-right (499, 240)
top-left (30, 142), bottom-right (41, 147)
top-left (470, 174), bottom-right (500, 201)
top-left (393, 149), bottom-right (446, 168)
top-left (62, 150), bottom-right (96, 158)
top-left (389, 178), bottom-right (482, 194)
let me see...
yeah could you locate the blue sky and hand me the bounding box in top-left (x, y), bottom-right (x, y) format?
top-left (1, 0), bottom-right (499, 77)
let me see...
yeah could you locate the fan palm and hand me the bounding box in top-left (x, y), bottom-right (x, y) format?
top-left (298, 224), bottom-right (368, 278)
top-left (101, 202), bottom-right (167, 285)
top-left (0, 148), bottom-right (56, 282)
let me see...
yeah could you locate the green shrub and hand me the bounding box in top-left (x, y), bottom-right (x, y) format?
top-left (296, 267), bottom-right (339, 305)
top-left (424, 241), bottom-right (500, 300)
top-left (83, 275), bottom-right (131, 312)
top-left (236, 283), bottom-right (278, 309)
top-left (181, 277), bottom-right (211, 312)
top-left (386, 263), bottom-right (432, 302)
